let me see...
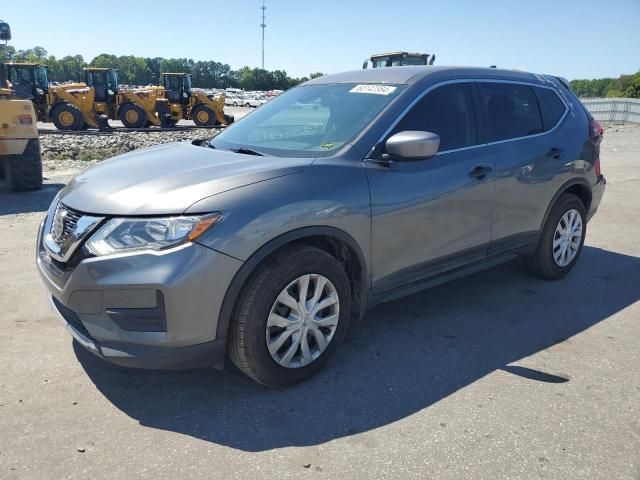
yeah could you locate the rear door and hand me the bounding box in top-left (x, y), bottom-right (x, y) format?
top-left (365, 82), bottom-right (496, 294)
top-left (474, 81), bottom-right (563, 254)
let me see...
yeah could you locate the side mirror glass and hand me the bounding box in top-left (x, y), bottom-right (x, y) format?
top-left (385, 131), bottom-right (440, 160)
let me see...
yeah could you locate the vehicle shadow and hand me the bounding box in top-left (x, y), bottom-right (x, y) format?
top-left (75, 246), bottom-right (640, 452)
top-left (0, 182), bottom-right (63, 216)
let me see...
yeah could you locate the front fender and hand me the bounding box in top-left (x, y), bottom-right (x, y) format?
top-left (186, 160), bottom-right (372, 264)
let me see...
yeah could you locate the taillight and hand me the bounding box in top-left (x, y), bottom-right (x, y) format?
top-left (19, 115), bottom-right (33, 125)
top-left (589, 117), bottom-right (603, 146)
top-left (589, 117), bottom-right (603, 177)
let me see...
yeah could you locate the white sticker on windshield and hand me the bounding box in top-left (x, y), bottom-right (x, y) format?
top-left (349, 84), bottom-right (397, 95)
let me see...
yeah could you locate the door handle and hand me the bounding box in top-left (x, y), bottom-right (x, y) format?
top-left (547, 147), bottom-right (564, 159)
top-left (468, 164), bottom-right (493, 180)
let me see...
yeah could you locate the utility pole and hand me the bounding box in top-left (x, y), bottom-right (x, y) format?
top-left (260, 0), bottom-right (266, 69)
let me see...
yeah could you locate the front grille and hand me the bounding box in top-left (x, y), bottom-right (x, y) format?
top-left (51, 296), bottom-right (93, 340)
top-left (50, 202), bottom-right (83, 247)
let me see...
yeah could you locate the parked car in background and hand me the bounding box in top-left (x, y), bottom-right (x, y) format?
top-left (225, 94), bottom-right (242, 107)
top-left (37, 66), bottom-right (605, 387)
top-left (243, 95), bottom-right (267, 108)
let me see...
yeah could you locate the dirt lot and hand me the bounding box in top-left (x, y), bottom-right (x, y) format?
top-left (0, 125), bottom-right (639, 479)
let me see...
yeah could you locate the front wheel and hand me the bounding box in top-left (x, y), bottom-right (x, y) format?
top-left (51, 103), bottom-right (84, 131)
top-left (525, 193), bottom-right (587, 279)
top-left (192, 104), bottom-right (218, 127)
top-left (119, 103), bottom-right (148, 128)
top-left (228, 246), bottom-right (352, 387)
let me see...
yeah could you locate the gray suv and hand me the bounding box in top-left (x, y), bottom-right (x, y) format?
top-left (37, 66), bottom-right (606, 387)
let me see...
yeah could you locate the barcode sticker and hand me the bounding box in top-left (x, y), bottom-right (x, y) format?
top-left (349, 85), bottom-right (397, 95)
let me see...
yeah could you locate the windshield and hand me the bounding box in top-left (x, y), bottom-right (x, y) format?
top-left (211, 83), bottom-right (404, 157)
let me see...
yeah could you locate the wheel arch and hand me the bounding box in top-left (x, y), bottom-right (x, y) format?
top-left (214, 226), bottom-right (369, 341)
top-left (540, 178), bottom-right (593, 232)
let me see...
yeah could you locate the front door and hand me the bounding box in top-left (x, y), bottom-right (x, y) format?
top-left (365, 82), bottom-right (496, 294)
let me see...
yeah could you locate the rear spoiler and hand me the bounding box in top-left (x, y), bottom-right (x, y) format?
top-left (551, 75), bottom-right (571, 91)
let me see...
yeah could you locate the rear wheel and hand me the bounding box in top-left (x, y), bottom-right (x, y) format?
top-left (228, 246), bottom-right (352, 387)
top-left (224, 114), bottom-right (234, 125)
top-left (5, 139), bottom-right (43, 191)
top-left (525, 193), bottom-right (587, 279)
top-left (192, 104), bottom-right (218, 127)
top-left (51, 103), bottom-right (84, 131)
top-left (119, 103), bottom-right (147, 128)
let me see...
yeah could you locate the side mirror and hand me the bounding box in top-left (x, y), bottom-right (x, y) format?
top-left (385, 131), bottom-right (440, 160)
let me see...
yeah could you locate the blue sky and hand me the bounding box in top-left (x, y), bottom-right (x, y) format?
top-left (2, 0), bottom-right (639, 80)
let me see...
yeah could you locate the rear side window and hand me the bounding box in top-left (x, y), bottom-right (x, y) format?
top-left (390, 83), bottom-right (476, 152)
top-left (536, 87), bottom-right (566, 131)
top-left (477, 83), bottom-right (543, 143)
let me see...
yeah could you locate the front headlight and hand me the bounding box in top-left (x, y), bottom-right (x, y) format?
top-left (85, 214), bottom-right (221, 256)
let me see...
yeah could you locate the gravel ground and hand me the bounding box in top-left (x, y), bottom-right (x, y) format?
top-left (0, 124), bottom-right (639, 479)
top-left (38, 105), bottom-right (253, 173)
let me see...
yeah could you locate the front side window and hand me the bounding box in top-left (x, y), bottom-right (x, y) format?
top-left (389, 83), bottom-right (477, 152)
top-left (478, 83), bottom-right (543, 142)
top-left (211, 83), bottom-right (405, 157)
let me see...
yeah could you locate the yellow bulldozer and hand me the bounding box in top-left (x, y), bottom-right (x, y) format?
top-left (155, 72), bottom-right (232, 127)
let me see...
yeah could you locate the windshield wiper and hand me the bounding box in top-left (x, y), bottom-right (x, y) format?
top-left (230, 147), bottom-right (265, 156)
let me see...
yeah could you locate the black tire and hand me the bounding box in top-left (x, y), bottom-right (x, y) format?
top-left (228, 246), bottom-right (353, 387)
top-left (525, 193), bottom-right (587, 279)
top-left (7, 138), bottom-right (43, 192)
top-left (232, 101), bottom-right (238, 107)
top-left (192, 104), bottom-right (218, 127)
top-left (224, 114), bottom-right (234, 125)
top-left (119, 103), bottom-right (147, 128)
top-left (51, 103), bottom-right (84, 131)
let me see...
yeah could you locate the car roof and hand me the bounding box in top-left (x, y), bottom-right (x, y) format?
top-left (304, 66), bottom-right (550, 86)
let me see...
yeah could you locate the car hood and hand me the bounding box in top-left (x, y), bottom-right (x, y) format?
top-left (59, 142), bottom-right (313, 215)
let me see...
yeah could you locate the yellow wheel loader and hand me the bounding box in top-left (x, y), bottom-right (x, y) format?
top-left (0, 86), bottom-right (42, 191)
top-left (1, 63), bottom-right (163, 131)
top-left (362, 51), bottom-right (435, 69)
top-left (157, 73), bottom-right (232, 127)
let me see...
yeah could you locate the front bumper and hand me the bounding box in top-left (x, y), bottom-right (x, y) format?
top-left (36, 219), bottom-right (243, 370)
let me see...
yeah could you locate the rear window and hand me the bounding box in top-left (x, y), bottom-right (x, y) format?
top-left (477, 83), bottom-right (544, 143)
top-left (536, 87), bottom-right (566, 131)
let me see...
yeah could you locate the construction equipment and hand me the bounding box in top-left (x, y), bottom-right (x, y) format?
top-left (362, 51), bottom-right (435, 69)
top-left (157, 73), bottom-right (232, 127)
top-left (0, 19), bottom-right (42, 191)
top-left (83, 67), bottom-right (163, 129)
top-left (0, 63), bottom-right (165, 130)
top-left (1, 62), bottom-right (111, 130)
